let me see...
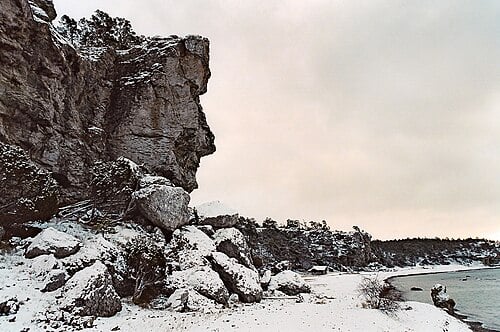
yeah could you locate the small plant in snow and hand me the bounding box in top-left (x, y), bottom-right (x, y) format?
top-left (357, 276), bottom-right (401, 313)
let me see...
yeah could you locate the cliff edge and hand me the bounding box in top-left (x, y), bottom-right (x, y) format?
top-left (0, 0), bottom-right (215, 222)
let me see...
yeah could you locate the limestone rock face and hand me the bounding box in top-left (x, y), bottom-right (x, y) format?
top-left (61, 261), bottom-right (122, 317)
top-left (0, 0), bottom-right (215, 207)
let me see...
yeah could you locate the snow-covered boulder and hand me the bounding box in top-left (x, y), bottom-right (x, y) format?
top-left (132, 182), bottom-right (190, 231)
top-left (268, 270), bottom-right (311, 295)
top-left (29, 254), bottom-right (61, 279)
top-left (25, 227), bottom-right (81, 259)
top-left (168, 225), bottom-right (216, 270)
top-left (431, 284), bottom-right (455, 313)
top-left (170, 225), bottom-right (216, 253)
top-left (59, 233), bottom-right (121, 275)
top-left (42, 269), bottom-right (69, 292)
top-left (209, 252), bottom-right (262, 303)
top-left (61, 261), bottom-right (122, 317)
top-left (213, 228), bottom-right (254, 270)
top-left (195, 201), bottom-right (239, 228)
top-left (166, 288), bottom-right (216, 313)
top-left (167, 266), bottom-right (229, 305)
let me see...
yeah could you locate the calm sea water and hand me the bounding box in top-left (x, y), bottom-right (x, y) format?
top-left (390, 268), bottom-right (500, 331)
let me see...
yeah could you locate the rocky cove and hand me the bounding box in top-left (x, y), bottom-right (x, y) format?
top-left (0, 0), bottom-right (499, 331)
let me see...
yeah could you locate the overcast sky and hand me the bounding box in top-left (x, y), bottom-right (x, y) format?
top-left (52, 0), bottom-right (500, 240)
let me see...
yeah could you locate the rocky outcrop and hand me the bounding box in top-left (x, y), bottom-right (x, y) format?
top-left (0, 0), bottom-right (215, 210)
top-left (61, 261), bottom-right (122, 317)
top-left (430, 284), bottom-right (455, 313)
top-left (25, 227), bottom-right (81, 258)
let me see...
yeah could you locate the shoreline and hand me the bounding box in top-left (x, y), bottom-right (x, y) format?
top-left (385, 265), bottom-right (500, 332)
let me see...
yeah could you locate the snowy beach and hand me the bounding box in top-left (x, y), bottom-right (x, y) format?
top-left (0, 231), bottom-right (489, 332)
top-left (92, 265), bottom-right (476, 331)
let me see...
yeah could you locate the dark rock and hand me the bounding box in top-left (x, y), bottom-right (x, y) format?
top-left (410, 286), bottom-right (423, 291)
top-left (0, 297), bottom-right (19, 315)
top-left (24, 227), bottom-right (81, 258)
top-left (42, 269), bottom-right (68, 292)
top-left (431, 284), bottom-right (455, 313)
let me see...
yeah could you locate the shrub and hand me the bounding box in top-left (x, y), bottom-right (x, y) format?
top-left (357, 276), bottom-right (401, 313)
top-left (125, 235), bottom-right (166, 305)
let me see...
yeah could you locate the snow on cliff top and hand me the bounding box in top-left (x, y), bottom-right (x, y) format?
top-left (195, 201), bottom-right (238, 218)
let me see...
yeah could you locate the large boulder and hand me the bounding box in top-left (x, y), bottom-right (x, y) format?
top-left (195, 201), bottom-right (238, 228)
top-left (167, 225), bottom-right (216, 270)
top-left (213, 228), bottom-right (254, 270)
top-left (61, 261), bottom-right (122, 317)
top-left (209, 252), bottom-right (262, 303)
top-left (431, 284), bottom-right (455, 313)
top-left (167, 266), bottom-right (229, 305)
top-left (25, 227), bottom-right (81, 258)
top-left (0, 142), bottom-right (59, 224)
top-left (132, 182), bottom-right (190, 231)
top-left (268, 270), bottom-right (311, 295)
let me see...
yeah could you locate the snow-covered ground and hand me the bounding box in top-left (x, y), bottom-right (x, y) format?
top-left (1, 252), bottom-right (478, 332)
top-left (93, 265), bottom-right (476, 332)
